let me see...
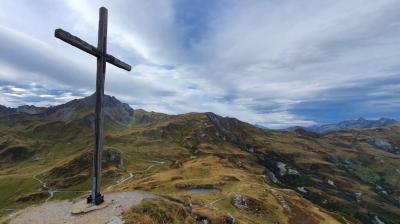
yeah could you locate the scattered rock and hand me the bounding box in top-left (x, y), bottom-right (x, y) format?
top-left (342, 159), bottom-right (352, 165)
top-left (107, 216), bottom-right (124, 224)
top-left (195, 215), bottom-right (211, 224)
top-left (355, 192), bottom-right (362, 203)
top-left (267, 171), bottom-right (279, 184)
top-left (221, 175), bottom-right (240, 182)
top-left (231, 194), bottom-right (266, 214)
top-left (288, 168), bottom-right (299, 175)
top-left (276, 162), bottom-right (299, 176)
top-left (223, 214), bottom-right (236, 224)
top-left (372, 215), bottom-right (385, 224)
top-left (296, 187), bottom-right (308, 194)
top-left (269, 189), bottom-right (291, 213)
top-left (170, 160), bottom-right (183, 168)
top-left (325, 155), bottom-right (352, 166)
top-left (276, 162), bottom-right (287, 176)
top-left (326, 155), bottom-right (341, 165)
top-left (232, 194), bottom-right (249, 210)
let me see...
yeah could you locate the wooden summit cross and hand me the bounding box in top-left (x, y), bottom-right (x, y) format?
top-left (54, 7), bottom-right (131, 205)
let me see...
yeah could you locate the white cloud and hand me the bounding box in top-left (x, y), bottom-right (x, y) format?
top-left (0, 0), bottom-right (400, 127)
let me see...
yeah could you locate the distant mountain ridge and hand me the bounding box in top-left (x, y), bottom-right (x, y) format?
top-left (0, 93), bottom-right (167, 126)
top-left (0, 104), bottom-right (46, 116)
top-left (0, 94), bottom-right (133, 117)
top-left (303, 117), bottom-right (398, 134)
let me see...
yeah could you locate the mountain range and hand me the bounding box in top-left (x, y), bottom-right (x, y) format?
top-left (0, 94), bottom-right (399, 224)
top-left (288, 117), bottom-right (398, 135)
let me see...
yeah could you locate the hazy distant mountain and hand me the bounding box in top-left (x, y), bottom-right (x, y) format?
top-left (0, 105), bottom-right (16, 117)
top-left (305, 117), bottom-right (398, 134)
top-left (0, 105), bottom-right (48, 117)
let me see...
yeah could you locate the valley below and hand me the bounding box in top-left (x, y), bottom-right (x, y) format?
top-left (0, 94), bottom-right (399, 224)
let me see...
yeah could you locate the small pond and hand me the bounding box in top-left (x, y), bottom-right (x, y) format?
top-left (187, 188), bottom-right (220, 194)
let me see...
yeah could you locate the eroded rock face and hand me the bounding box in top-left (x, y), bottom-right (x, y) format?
top-left (327, 179), bottom-right (335, 186)
top-left (325, 155), bottom-right (352, 166)
top-left (267, 171), bottom-right (279, 184)
top-left (103, 148), bottom-right (123, 167)
top-left (17, 105), bottom-right (47, 115)
top-left (195, 216), bottom-right (211, 224)
top-left (276, 162), bottom-right (299, 176)
top-left (369, 139), bottom-right (400, 154)
top-left (296, 186), bottom-right (308, 194)
top-left (232, 194), bottom-right (250, 210)
top-left (355, 192), bottom-right (362, 203)
top-left (231, 194), bottom-right (266, 214)
top-left (372, 216), bottom-right (385, 224)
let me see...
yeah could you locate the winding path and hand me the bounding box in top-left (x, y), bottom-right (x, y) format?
top-left (108, 160), bottom-right (166, 189)
top-left (32, 159), bottom-right (166, 203)
top-left (32, 175), bottom-right (90, 203)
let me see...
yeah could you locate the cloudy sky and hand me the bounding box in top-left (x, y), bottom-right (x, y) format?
top-left (1, 0), bottom-right (400, 128)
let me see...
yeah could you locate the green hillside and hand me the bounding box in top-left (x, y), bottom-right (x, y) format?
top-left (0, 95), bottom-right (399, 223)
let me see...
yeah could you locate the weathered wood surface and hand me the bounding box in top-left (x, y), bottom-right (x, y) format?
top-left (54, 6), bottom-right (132, 205)
top-left (54, 29), bottom-right (99, 57)
top-left (92, 6), bottom-right (108, 202)
top-left (55, 29), bottom-right (131, 71)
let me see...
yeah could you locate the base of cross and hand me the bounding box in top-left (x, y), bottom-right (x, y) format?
top-left (86, 193), bottom-right (104, 205)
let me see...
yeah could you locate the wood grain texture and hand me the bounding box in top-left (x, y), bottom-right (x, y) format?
top-left (54, 29), bottom-right (131, 71)
top-left (54, 7), bottom-right (132, 204)
top-left (93, 6), bottom-right (108, 199)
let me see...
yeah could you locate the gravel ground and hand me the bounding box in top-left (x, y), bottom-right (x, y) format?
top-left (9, 191), bottom-right (157, 224)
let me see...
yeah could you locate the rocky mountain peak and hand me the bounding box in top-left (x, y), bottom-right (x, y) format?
top-left (17, 105), bottom-right (46, 115)
top-left (0, 94), bottom-right (168, 127)
top-left (0, 105), bottom-right (16, 117)
top-left (306, 117), bottom-right (398, 134)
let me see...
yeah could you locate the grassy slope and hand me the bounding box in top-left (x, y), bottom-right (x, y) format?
top-left (0, 111), bottom-right (399, 223)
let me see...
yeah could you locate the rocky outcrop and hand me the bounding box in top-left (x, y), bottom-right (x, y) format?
top-left (369, 139), bottom-right (400, 154)
top-left (267, 171), bottom-right (279, 184)
top-left (231, 194), bottom-right (268, 215)
top-left (205, 112), bottom-right (261, 145)
top-left (17, 105), bottom-right (46, 115)
top-left (0, 94), bottom-right (168, 127)
top-left (276, 162), bottom-right (299, 176)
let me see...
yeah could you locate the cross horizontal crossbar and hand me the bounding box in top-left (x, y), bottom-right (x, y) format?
top-left (55, 28), bottom-right (131, 71)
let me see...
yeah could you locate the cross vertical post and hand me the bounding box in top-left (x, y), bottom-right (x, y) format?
top-left (54, 6), bottom-right (131, 205)
top-left (92, 6), bottom-right (108, 205)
